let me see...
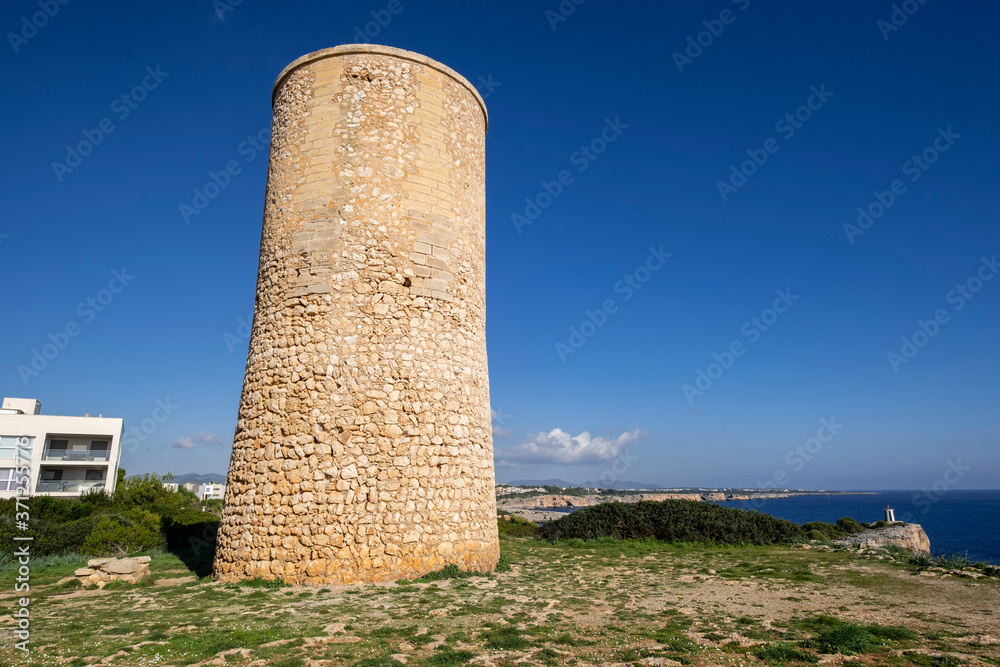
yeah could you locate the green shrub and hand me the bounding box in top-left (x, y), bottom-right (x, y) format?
top-left (934, 553), bottom-right (972, 569)
top-left (497, 515), bottom-right (539, 538)
top-left (242, 576), bottom-right (288, 589)
top-left (53, 577), bottom-right (83, 591)
top-left (756, 642), bottom-right (818, 664)
top-left (102, 577), bottom-right (152, 591)
top-left (82, 509), bottom-right (163, 556)
top-left (353, 655), bottom-right (405, 667)
top-left (539, 500), bottom-right (806, 545)
top-left (202, 499), bottom-right (223, 513)
top-left (802, 522), bottom-right (850, 541)
top-left (0, 473), bottom-right (201, 558)
top-left (495, 554), bottom-right (511, 573)
top-left (866, 624), bottom-right (916, 641)
top-left (426, 645), bottom-right (475, 666)
top-left (836, 517), bottom-right (864, 534)
top-left (482, 625), bottom-right (529, 650)
top-left (908, 552), bottom-right (933, 567)
top-left (810, 624), bottom-right (875, 655)
top-left (0, 513), bottom-right (101, 558)
top-left (416, 564), bottom-right (477, 582)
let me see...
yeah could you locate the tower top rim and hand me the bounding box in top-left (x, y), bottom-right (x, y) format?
top-left (272, 44), bottom-right (488, 131)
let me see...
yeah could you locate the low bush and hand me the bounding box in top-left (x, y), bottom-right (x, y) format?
top-left (836, 517), bottom-right (864, 534)
top-left (0, 514), bottom-right (100, 558)
top-left (415, 564), bottom-right (478, 582)
top-left (798, 616), bottom-right (915, 656)
top-left (497, 515), bottom-right (539, 538)
top-left (242, 576), bottom-right (288, 589)
top-left (495, 554), bottom-right (511, 573)
top-left (935, 553), bottom-right (972, 570)
top-left (201, 498), bottom-right (223, 513)
top-left (82, 509), bottom-right (163, 556)
top-left (53, 577), bottom-right (83, 591)
top-left (541, 500), bottom-right (816, 545)
top-left (426, 645), bottom-right (476, 666)
top-left (0, 472), bottom-right (204, 559)
top-left (801, 518), bottom-right (865, 542)
top-left (482, 625), bottom-right (530, 650)
top-left (810, 624), bottom-right (876, 655)
top-left (756, 641), bottom-right (818, 664)
top-left (867, 624), bottom-right (916, 641)
top-left (538, 501), bottom-right (870, 545)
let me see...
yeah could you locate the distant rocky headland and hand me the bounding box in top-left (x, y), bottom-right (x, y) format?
top-left (496, 486), bottom-right (878, 524)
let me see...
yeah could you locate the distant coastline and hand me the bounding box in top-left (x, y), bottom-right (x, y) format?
top-left (495, 487), bottom-right (879, 518)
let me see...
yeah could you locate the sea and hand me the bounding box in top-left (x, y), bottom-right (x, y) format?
top-left (714, 490), bottom-right (1000, 565)
top-left (546, 490), bottom-right (1000, 564)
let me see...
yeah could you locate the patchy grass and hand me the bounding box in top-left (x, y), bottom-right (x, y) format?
top-left (241, 576), bottom-right (289, 589)
top-left (482, 624), bottom-right (530, 650)
top-left (414, 565), bottom-right (481, 583)
top-left (1, 534), bottom-right (996, 666)
top-left (756, 642), bottom-right (818, 664)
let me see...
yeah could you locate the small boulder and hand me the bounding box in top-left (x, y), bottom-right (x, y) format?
top-left (104, 558), bottom-right (140, 575)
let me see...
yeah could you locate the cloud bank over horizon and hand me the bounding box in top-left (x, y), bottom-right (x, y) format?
top-left (171, 432), bottom-right (226, 450)
top-left (497, 427), bottom-right (644, 466)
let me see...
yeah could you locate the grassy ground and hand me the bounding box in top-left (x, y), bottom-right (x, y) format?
top-left (1, 534), bottom-right (998, 666)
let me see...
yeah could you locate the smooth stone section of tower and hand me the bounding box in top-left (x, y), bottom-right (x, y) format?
top-left (214, 44), bottom-right (498, 585)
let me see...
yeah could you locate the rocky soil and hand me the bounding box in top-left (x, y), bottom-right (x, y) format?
top-left (2, 534), bottom-right (998, 666)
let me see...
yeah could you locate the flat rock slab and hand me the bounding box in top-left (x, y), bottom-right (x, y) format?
top-left (104, 558), bottom-right (140, 574)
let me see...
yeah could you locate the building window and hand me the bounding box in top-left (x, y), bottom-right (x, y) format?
top-left (0, 436), bottom-right (34, 459)
top-left (41, 469), bottom-right (63, 481)
top-left (85, 470), bottom-right (104, 481)
top-left (48, 439), bottom-right (68, 451)
top-left (90, 441), bottom-right (109, 451)
top-left (0, 468), bottom-right (23, 491)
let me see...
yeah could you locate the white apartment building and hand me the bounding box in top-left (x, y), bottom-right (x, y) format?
top-left (0, 397), bottom-right (124, 498)
top-left (198, 483), bottom-right (225, 500)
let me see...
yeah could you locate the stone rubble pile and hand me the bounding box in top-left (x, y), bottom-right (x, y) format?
top-left (74, 556), bottom-right (151, 587)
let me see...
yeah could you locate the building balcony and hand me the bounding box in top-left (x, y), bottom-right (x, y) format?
top-left (41, 449), bottom-right (111, 462)
top-left (35, 480), bottom-right (106, 493)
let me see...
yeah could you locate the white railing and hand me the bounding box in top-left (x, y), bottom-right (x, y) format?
top-left (34, 481), bottom-right (106, 493)
top-left (42, 450), bottom-right (111, 462)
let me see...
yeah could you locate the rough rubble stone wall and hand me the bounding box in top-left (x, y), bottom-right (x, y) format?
top-left (214, 45), bottom-right (498, 585)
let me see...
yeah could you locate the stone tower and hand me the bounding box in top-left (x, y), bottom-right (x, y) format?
top-left (214, 44), bottom-right (499, 585)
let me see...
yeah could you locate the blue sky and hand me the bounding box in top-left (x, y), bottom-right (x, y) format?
top-left (2, 0), bottom-right (997, 490)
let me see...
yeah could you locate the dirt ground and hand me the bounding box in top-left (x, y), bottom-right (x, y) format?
top-left (1, 537), bottom-right (997, 666)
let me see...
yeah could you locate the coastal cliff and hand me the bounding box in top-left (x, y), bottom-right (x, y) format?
top-left (496, 491), bottom-right (792, 511)
top-left (834, 523), bottom-right (932, 554)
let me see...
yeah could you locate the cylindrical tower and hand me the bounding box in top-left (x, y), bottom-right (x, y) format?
top-left (214, 44), bottom-right (498, 585)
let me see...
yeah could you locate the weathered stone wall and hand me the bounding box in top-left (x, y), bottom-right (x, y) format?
top-left (214, 44), bottom-right (498, 585)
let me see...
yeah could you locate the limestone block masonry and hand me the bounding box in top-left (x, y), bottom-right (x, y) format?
top-left (214, 44), bottom-right (499, 585)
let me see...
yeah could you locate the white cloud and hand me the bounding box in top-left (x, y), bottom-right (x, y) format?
top-left (491, 407), bottom-right (513, 438)
top-left (171, 432), bottom-right (226, 450)
top-left (497, 428), bottom-right (643, 465)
